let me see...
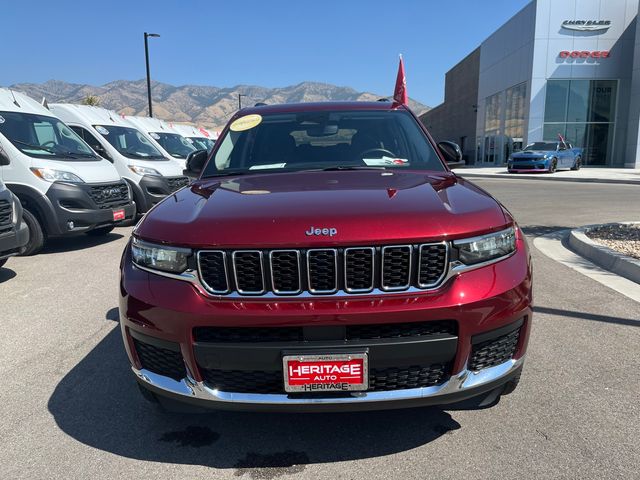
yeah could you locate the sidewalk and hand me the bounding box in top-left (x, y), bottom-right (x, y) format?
top-left (456, 167), bottom-right (640, 185)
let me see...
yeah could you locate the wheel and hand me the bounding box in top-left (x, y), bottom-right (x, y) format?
top-left (0, 258), bottom-right (7, 269)
top-left (86, 226), bottom-right (115, 236)
top-left (571, 156), bottom-right (582, 170)
top-left (549, 159), bottom-right (557, 173)
top-left (19, 209), bottom-right (46, 256)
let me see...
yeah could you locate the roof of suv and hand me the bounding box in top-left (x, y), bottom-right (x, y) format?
top-left (237, 101), bottom-right (406, 116)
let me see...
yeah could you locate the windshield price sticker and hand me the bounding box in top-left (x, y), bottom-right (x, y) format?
top-left (95, 126), bottom-right (109, 135)
top-left (230, 114), bottom-right (262, 132)
top-left (0, 115), bottom-right (5, 124)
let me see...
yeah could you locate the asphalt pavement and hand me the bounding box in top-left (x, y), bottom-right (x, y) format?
top-left (1, 178), bottom-right (639, 479)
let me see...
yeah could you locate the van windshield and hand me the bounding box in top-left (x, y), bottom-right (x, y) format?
top-left (150, 132), bottom-right (196, 159)
top-left (0, 111), bottom-right (98, 160)
top-left (189, 136), bottom-right (215, 153)
top-left (202, 109), bottom-right (445, 177)
top-left (95, 125), bottom-right (166, 160)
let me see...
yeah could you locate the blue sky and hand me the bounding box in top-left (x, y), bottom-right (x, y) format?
top-left (2, 0), bottom-right (530, 106)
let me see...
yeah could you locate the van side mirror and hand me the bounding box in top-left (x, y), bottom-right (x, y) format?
top-left (93, 143), bottom-right (112, 162)
top-left (0, 149), bottom-right (9, 166)
top-left (186, 149), bottom-right (208, 176)
top-left (437, 141), bottom-right (464, 168)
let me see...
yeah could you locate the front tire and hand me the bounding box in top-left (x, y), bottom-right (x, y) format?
top-left (20, 209), bottom-right (46, 256)
top-left (86, 226), bottom-right (115, 236)
top-left (549, 159), bottom-right (557, 173)
top-left (571, 156), bottom-right (582, 170)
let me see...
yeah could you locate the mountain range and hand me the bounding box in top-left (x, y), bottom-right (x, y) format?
top-left (7, 79), bottom-right (430, 129)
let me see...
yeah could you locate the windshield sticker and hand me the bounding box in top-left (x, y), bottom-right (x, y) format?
top-left (0, 115), bottom-right (5, 124)
top-left (230, 114), bottom-right (262, 132)
top-left (363, 157), bottom-right (410, 166)
top-left (150, 132), bottom-right (161, 140)
top-left (95, 126), bottom-right (109, 135)
top-left (185, 137), bottom-right (194, 144)
top-left (249, 163), bottom-right (286, 170)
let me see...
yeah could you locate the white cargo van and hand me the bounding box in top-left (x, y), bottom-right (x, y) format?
top-left (125, 116), bottom-right (196, 167)
top-left (172, 124), bottom-right (216, 152)
top-left (50, 104), bottom-right (189, 217)
top-left (0, 90), bottom-right (136, 255)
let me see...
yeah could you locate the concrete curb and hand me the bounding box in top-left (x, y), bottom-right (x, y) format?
top-left (568, 223), bottom-right (640, 285)
top-left (456, 172), bottom-right (640, 185)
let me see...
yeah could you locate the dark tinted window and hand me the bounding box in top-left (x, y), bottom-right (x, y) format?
top-left (203, 109), bottom-right (444, 177)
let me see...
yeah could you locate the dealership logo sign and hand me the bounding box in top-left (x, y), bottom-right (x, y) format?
top-left (559, 50), bottom-right (609, 59)
top-left (561, 20), bottom-right (611, 32)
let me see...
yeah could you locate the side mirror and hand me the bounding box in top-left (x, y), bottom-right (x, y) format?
top-left (186, 149), bottom-right (208, 176)
top-left (93, 143), bottom-right (112, 162)
top-left (0, 149), bottom-right (9, 166)
top-left (437, 141), bottom-right (464, 168)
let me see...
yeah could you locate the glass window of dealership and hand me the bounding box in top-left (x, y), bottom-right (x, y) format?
top-left (474, 0), bottom-right (639, 168)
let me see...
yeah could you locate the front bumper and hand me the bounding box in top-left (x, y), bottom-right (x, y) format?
top-left (508, 159), bottom-right (550, 172)
top-left (119, 234), bottom-right (533, 411)
top-left (45, 181), bottom-right (136, 235)
top-left (0, 221), bottom-right (29, 259)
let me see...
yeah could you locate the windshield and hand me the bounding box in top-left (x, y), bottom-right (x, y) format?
top-left (524, 142), bottom-right (557, 151)
top-left (95, 125), bottom-right (165, 160)
top-left (189, 136), bottom-right (215, 153)
top-left (202, 110), bottom-right (444, 177)
top-left (0, 111), bottom-right (98, 160)
top-left (150, 132), bottom-right (196, 159)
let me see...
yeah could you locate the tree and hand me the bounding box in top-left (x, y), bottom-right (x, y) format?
top-left (81, 95), bottom-right (100, 106)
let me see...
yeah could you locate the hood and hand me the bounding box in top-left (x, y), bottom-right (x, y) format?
top-left (512, 151), bottom-right (549, 158)
top-left (135, 170), bottom-right (509, 248)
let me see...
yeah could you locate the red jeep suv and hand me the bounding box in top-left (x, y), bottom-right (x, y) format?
top-left (119, 102), bottom-right (532, 411)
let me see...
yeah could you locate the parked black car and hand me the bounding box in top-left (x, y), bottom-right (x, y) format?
top-left (0, 179), bottom-right (29, 268)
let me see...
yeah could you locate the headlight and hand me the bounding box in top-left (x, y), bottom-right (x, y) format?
top-left (131, 238), bottom-right (191, 273)
top-left (454, 226), bottom-right (516, 266)
top-left (128, 165), bottom-right (161, 176)
top-left (30, 168), bottom-right (84, 183)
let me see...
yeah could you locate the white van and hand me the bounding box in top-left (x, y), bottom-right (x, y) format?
top-left (49, 104), bottom-right (189, 217)
top-left (0, 90), bottom-right (136, 255)
top-left (172, 124), bottom-right (216, 153)
top-left (124, 116), bottom-right (196, 167)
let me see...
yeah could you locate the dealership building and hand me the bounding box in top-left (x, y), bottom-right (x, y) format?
top-left (420, 0), bottom-right (640, 168)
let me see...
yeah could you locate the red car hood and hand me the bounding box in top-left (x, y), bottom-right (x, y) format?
top-left (135, 170), bottom-right (508, 248)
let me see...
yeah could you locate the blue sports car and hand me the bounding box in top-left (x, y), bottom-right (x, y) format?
top-left (508, 140), bottom-right (583, 173)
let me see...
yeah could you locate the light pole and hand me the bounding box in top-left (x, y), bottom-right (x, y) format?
top-left (144, 32), bottom-right (160, 117)
top-left (238, 94), bottom-right (247, 110)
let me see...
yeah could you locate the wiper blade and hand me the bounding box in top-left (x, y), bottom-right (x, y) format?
top-left (207, 170), bottom-right (253, 178)
top-left (10, 139), bottom-right (57, 154)
top-left (315, 166), bottom-right (386, 171)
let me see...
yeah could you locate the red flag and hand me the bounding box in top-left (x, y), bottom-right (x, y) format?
top-left (393, 55), bottom-right (408, 105)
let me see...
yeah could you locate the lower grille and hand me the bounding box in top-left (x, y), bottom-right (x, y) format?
top-left (469, 328), bottom-right (520, 371)
top-left (200, 363), bottom-right (450, 394)
top-left (87, 182), bottom-right (130, 209)
top-left (0, 200), bottom-right (13, 233)
top-left (368, 364), bottom-right (449, 391)
top-left (133, 338), bottom-right (186, 381)
top-left (346, 320), bottom-right (456, 341)
top-left (194, 326), bottom-right (304, 343)
top-left (167, 176), bottom-right (190, 192)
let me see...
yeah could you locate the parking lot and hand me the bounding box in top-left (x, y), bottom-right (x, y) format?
top-left (1, 178), bottom-right (639, 480)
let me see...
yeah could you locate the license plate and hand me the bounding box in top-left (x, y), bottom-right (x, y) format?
top-left (113, 209), bottom-right (125, 221)
top-left (283, 353), bottom-right (368, 393)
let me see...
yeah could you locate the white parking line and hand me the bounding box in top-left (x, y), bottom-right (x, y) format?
top-left (534, 230), bottom-right (640, 303)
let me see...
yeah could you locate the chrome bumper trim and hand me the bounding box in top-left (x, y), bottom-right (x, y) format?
top-left (133, 355), bottom-right (524, 406)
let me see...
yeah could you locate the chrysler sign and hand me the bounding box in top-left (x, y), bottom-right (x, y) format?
top-left (562, 20), bottom-right (611, 32)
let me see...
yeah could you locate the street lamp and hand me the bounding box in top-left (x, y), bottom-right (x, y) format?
top-left (238, 94), bottom-right (247, 110)
top-left (144, 32), bottom-right (160, 117)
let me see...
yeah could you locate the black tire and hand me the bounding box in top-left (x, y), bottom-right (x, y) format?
top-left (501, 371), bottom-right (521, 396)
top-left (0, 258), bottom-right (7, 269)
top-left (20, 209), bottom-right (46, 256)
top-left (571, 156), bottom-right (582, 171)
top-left (86, 226), bottom-right (115, 236)
top-left (549, 159), bottom-right (557, 173)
